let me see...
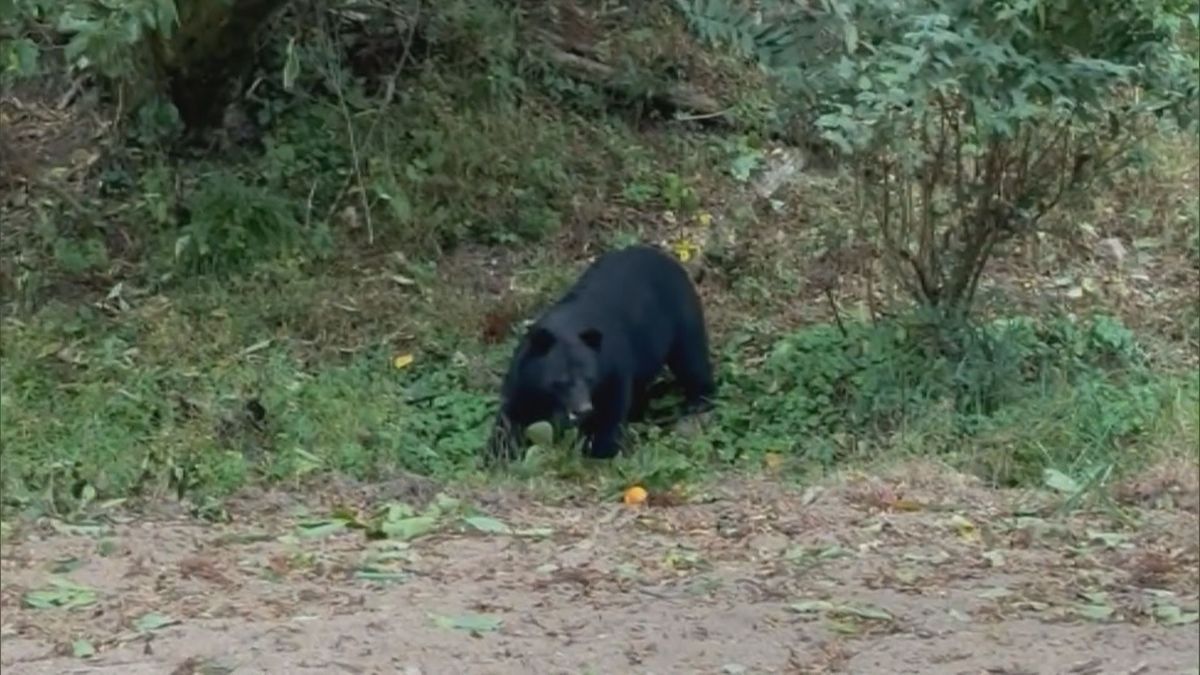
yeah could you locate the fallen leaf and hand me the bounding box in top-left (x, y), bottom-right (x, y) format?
top-left (1153, 603), bottom-right (1200, 626)
top-left (1044, 468), bottom-right (1082, 494)
top-left (380, 515), bottom-right (438, 541)
top-left (463, 516), bottom-right (511, 535)
top-left (430, 612), bottom-right (503, 633)
top-left (134, 612), bottom-right (180, 632)
top-left (49, 556), bottom-right (84, 574)
top-left (789, 600), bottom-right (836, 615)
top-left (354, 568), bottom-right (409, 584)
top-left (948, 514), bottom-right (980, 541)
top-left (23, 578), bottom-right (98, 610)
top-left (891, 499), bottom-right (924, 512)
top-left (835, 604), bottom-right (893, 621)
top-left (978, 586), bottom-right (1013, 600)
top-left (71, 639), bottom-right (95, 659)
top-left (1074, 603), bottom-right (1115, 621)
top-left (294, 519), bottom-right (347, 540)
top-left (393, 353), bottom-right (415, 370)
top-left (1085, 530), bottom-right (1130, 549)
top-left (826, 618), bottom-right (861, 634)
top-left (763, 452), bottom-right (784, 471)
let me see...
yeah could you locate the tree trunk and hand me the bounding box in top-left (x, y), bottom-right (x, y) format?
top-left (155, 0), bottom-right (292, 130)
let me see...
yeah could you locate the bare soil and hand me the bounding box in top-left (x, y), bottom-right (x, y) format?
top-left (2, 465), bottom-right (1198, 675)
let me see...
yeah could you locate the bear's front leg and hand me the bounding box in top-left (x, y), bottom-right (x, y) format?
top-left (583, 377), bottom-right (631, 460)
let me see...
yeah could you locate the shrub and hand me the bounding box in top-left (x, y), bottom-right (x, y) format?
top-left (175, 172), bottom-right (330, 275)
top-left (809, 0), bottom-right (1199, 317)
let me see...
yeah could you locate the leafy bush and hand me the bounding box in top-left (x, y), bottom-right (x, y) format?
top-left (700, 312), bottom-right (1170, 482)
top-left (0, 0), bottom-right (179, 100)
top-left (175, 172), bottom-right (330, 275)
top-left (0, 297), bottom-right (1186, 515)
top-left (677, 0), bottom-right (1199, 317)
top-left (808, 0), bottom-right (1198, 316)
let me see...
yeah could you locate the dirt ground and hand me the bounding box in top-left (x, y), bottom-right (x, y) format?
top-left (2, 464), bottom-right (1197, 675)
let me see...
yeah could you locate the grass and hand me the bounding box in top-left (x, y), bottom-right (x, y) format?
top-left (2, 1), bottom-right (1197, 519)
top-left (3, 253), bottom-right (1196, 518)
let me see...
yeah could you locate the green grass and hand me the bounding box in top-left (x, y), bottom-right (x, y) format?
top-left (3, 262), bottom-right (1195, 518)
top-left (3, 0), bottom-right (1196, 519)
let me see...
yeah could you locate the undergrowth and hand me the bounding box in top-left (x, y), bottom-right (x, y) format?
top-left (3, 291), bottom-right (1194, 518)
top-left (2, 0), bottom-right (1197, 520)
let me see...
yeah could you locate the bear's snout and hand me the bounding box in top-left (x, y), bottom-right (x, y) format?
top-left (565, 386), bottom-right (593, 422)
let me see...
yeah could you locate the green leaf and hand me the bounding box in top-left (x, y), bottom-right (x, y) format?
top-left (525, 421), bottom-right (554, 447)
top-left (1086, 531), bottom-right (1129, 549)
top-left (788, 600), bottom-right (836, 615)
top-left (1153, 604), bottom-right (1200, 626)
top-left (380, 515), bottom-right (438, 541)
top-left (1043, 468), bottom-right (1082, 494)
top-left (429, 493), bottom-right (463, 516)
top-left (1074, 603), bottom-right (1115, 622)
top-left (71, 639), bottom-right (95, 659)
top-left (430, 612), bottom-right (504, 633)
top-left (836, 604), bottom-right (893, 621)
top-left (49, 556), bottom-right (84, 574)
top-left (354, 568), bottom-right (409, 584)
top-left (134, 612), bottom-right (179, 632)
top-left (294, 519), bottom-right (347, 540)
top-left (463, 516), bottom-right (511, 535)
top-left (843, 23), bottom-right (859, 53)
top-left (282, 37), bottom-right (300, 92)
top-left (23, 578), bottom-right (98, 610)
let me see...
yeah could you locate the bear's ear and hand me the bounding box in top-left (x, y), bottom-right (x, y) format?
top-left (527, 327), bottom-right (555, 355)
top-left (579, 328), bottom-right (603, 352)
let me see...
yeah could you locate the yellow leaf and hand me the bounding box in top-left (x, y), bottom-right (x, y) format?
top-left (948, 514), bottom-right (979, 541)
top-left (763, 452), bottom-right (784, 471)
top-left (393, 353), bottom-right (415, 369)
top-left (672, 239), bottom-right (698, 263)
top-left (697, 211), bottom-right (713, 227)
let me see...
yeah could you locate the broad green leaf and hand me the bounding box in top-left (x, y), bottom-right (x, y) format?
top-left (1043, 468), bottom-right (1082, 494)
top-left (354, 569), bottom-right (409, 584)
top-left (1086, 531), bottom-right (1129, 549)
top-left (463, 516), bottom-right (511, 535)
top-left (380, 515), bottom-right (438, 541)
top-left (134, 612), bottom-right (179, 632)
top-left (430, 612), bottom-right (503, 632)
top-left (1074, 603), bottom-right (1115, 622)
top-left (72, 639), bottom-right (95, 658)
top-left (834, 604), bottom-right (893, 621)
top-left (1154, 604), bottom-right (1200, 626)
top-left (23, 578), bottom-right (98, 610)
top-left (525, 421), bottom-right (554, 447)
top-left (295, 519), bottom-right (347, 540)
top-left (788, 600), bottom-right (835, 615)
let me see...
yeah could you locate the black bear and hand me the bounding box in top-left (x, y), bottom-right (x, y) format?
top-left (487, 244), bottom-right (716, 462)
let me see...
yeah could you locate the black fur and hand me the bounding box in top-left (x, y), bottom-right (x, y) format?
top-left (488, 245), bottom-right (715, 461)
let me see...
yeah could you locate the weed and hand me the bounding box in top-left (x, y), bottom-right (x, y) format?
top-left (173, 171), bottom-right (331, 275)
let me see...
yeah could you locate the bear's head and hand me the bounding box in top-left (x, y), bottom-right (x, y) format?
top-left (520, 324), bottom-right (603, 424)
